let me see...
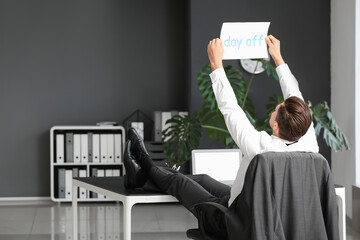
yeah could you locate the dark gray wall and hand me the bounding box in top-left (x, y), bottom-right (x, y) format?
top-left (188, 0), bottom-right (331, 161)
top-left (0, 0), bottom-right (187, 197)
top-left (0, 0), bottom-right (331, 197)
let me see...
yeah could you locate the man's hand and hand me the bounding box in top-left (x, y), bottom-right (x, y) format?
top-left (265, 35), bottom-right (285, 67)
top-left (207, 38), bottom-right (224, 71)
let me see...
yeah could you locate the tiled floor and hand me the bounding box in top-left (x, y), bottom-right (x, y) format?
top-left (0, 201), bottom-right (358, 240)
top-left (0, 202), bottom-right (197, 240)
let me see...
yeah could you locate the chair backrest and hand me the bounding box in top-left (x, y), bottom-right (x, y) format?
top-left (191, 149), bottom-right (242, 186)
top-left (225, 152), bottom-right (339, 240)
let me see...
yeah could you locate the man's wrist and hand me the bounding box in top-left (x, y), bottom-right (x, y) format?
top-left (211, 62), bottom-right (223, 71)
top-left (273, 56), bottom-right (285, 67)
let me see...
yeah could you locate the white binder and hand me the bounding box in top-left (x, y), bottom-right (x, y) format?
top-left (97, 169), bottom-right (105, 199)
top-left (56, 134), bottom-right (64, 163)
top-left (114, 134), bottom-right (122, 163)
top-left (79, 170), bottom-right (87, 199)
top-left (112, 206), bottom-right (121, 240)
top-left (100, 134), bottom-right (108, 163)
top-left (97, 206), bottom-right (105, 240)
top-left (105, 169), bottom-right (113, 177)
top-left (112, 169), bottom-right (121, 177)
top-left (73, 134), bottom-right (81, 163)
top-left (80, 134), bottom-right (88, 163)
top-left (65, 207), bottom-right (73, 240)
top-left (105, 206), bottom-right (114, 240)
top-left (107, 134), bottom-right (114, 163)
top-left (79, 206), bottom-right (88, 240)
top-left (92, 134), bottom-right (100, 163)
top-left (65, 170), bottom-right (73, 200)
top-left (131, 122), bottom-right (144, 139)
top-left (161, 111), bottom-right (172, 141)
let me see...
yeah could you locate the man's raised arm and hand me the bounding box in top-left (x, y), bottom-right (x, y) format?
top-left (265, 35), bottom-right (303, 100)
top-left (208, 38), bottom-right (265, 158)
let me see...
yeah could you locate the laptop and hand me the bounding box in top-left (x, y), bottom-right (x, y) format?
top-left (191, 149), bottom-right (242, 186)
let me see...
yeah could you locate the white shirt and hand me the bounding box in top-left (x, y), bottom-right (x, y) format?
top-left (210, 64), bottom-right (319, 205)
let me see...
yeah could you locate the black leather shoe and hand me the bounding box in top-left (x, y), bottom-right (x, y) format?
top-left (127, 128), bottom-right (156, 171)
top-left (127, 128), bottom-right (149, 160)
top-left (123, 140), bottom-right (148, 189)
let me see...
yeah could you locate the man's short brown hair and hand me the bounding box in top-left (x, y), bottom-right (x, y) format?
top-left (276, 96), bottom-right (312, 142)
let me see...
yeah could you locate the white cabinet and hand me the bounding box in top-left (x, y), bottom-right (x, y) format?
top-left (50, 126), bottom-right (125, 202)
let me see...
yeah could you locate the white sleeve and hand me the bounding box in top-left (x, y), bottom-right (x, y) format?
top-left (276, 64), bottom-right (319, 152)
top-left (276, 64), bottom-right (303, 100)
top-left (210, 68), bottom-right (270, 159)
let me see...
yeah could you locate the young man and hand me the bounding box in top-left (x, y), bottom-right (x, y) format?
top-left (207, 35), bottom-right (318, 204)
top-left (124, 35), bottom-right (318, 232)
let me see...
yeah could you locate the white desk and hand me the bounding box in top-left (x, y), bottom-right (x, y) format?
top-left (72, 177), bottom-right (177, 240)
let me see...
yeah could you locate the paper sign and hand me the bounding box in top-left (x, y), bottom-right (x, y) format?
top-left (220, 22), bottom-right (270, 60)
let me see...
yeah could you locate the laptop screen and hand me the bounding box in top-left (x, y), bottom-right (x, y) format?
top-left (191, 149), bottom-right (242, 185)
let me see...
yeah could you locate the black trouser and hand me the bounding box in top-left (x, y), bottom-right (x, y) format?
top-left (148, 166), bottom-right (230, 216)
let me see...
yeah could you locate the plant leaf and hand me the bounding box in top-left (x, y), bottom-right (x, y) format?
top-left (162, 113), bottom-right (203, 164)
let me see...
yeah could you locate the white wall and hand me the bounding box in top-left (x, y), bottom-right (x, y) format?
top-left (331, 0), bottom-right (358, 218)
top-left (356, 0), bottom-right (360, 186)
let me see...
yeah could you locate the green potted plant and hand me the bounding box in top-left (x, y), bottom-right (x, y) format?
top-left (162, 61), bottom-right (349, 164)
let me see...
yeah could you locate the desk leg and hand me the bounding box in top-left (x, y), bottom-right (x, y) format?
top-left (72, 184), bottom-right (78, 240)
top-left (336, 189), bottom-right (346, 240)
top-left (123, 200), bottom-right (134, 240)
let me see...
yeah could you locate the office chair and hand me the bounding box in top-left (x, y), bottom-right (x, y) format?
top-left (187, 152), bottom-right (340, 240)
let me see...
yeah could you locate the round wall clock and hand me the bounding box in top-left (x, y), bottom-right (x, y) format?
top-left (240, 59), bottom-right (267, 74)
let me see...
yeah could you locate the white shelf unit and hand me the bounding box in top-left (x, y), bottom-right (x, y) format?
top-left (50, 125), bottom-right (126, 202)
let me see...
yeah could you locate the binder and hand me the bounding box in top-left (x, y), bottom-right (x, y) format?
top-left (161, 111), bottom-right (172, 141)
top-left (105, 169), bottom-right (113, 177)
top-left (179, 111), bottom-right (189, 117)
top-left (92, 134), bottom-right (100, 163)
top-left (153, 111), bottom-right (162, 142)
top-left (88, 133), bottom-right (93, 163)
top-left (58, 168), bottom-right (66, 199)
top-left (131, 122), bottom-right (144, 139)
top-left (171, 110), bottom-right (179, 127)
top-left (72, 168), bottom-right (79, 198)
top-left (97, 169), bottom-right (105, 199)
top-left (72, 168), bottom-right (79, 178)
top-left (100, 134), bottom-right (108, 163)
top-left (65, 207), bottom-right (73, 240)
top-left (112, 169), bottom-right (121, 177)
top-left (79, 170), bottom-right (87, 199)
top-left (65, 133), bottom-right (73, 163)
top-left (112, 206), bottom-right (121, 240)
top-left (73, 134), bottom-right (81, 163)
top-left (56, 134), bottom-right (64, 163)
top-left (105, 206), bottom-right (114, 240)
top-left (91, 168), bottom-right (98, 198)
top-left (65, 170), bottom-right (73, 200)
top-left (107, 134), bottom-right (114, 163)
top-left (80, 134), bottom-right (88, 163)
top-left (97, 206), bottom-right (105, 240)
top-left (114, 134), bottom-right (122, 163)
top-left (79, 206), bottom-right (88, 240)
top-left (97, 169), bottom-right (104, 177)
top-left (171, 110), bottom-right (179, 118)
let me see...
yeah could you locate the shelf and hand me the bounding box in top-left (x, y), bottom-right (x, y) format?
top-left (50, 125), bottom-right (126, 202)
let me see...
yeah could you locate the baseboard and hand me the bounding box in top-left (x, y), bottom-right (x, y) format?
top-left (0, 197), bottom-right (52, 206)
